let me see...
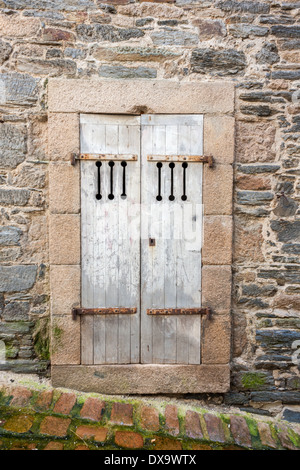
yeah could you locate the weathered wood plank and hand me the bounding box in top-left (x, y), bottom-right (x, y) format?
top-left (141, 124), bottom-right (154, 364)
top-left (80, 160), bottom-right (95, 365)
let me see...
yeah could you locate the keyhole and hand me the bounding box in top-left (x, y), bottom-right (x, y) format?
top-left (169, 162), bottom-right (175, 201)
top-left (108, 161), bottom-right (114, 200)
top-left (121, 161), bottom-right (127, 199)
top-left (156, 162), bottom-right (162, 201)
top-left (181, 162), bottom-right (188, 201)
top-left (96, 161), bottom-right (102, 200)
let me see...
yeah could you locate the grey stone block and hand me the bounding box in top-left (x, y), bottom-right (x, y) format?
top-left (0, 39), bottom-right (12, 66)
top-left (251, 391), bottom-right (300, 403)
top-left (98, 2), bottom-right (116, 14)
top-left (271, 70), bottom-right (300, 80)
top-left (258, 269), bottom-right (300, 284)
top-left (151, 30), bottom-right (199, 46)
top-left (0, 226), bottom-right (22, 246)
top-left (136, 18), bottom-right (153, 27)
top-left (256, 329), bottom-right (300, 349)
top-left (283, 244), bottom-right (300, 255)
top-left (238, 164), bottom-right (280, 174)
top-left (3, 301), bottom-right (30, 321)
top-left (77, 24), bottom-right (144, 42)
top-left (271, 220), bottom-right (300, 242)
top-left (0, 265), bottom-right (37, 293)
top-left (0, 321), bottom-right (33, 335)
top-left (3, 0), bottom-right (96, 10)
top-left (237, 190), bottom-right (274, 205)
top-left (240, 105), bottom-right (274, 116)
top-left (0, 189), bottom-right (30, 206)
top-left (23, 9), bottom-right (64, 19)
top-left (256, 42), bottom-right (280, 64)
top-left (191, 48), bottom-right (246, 75)
top-left (271, 25), bottom-right (300, 38)
top-left (282, 409), bottom-right (300, 424)
top-left (0, 359), bottom-right (49, 374)
top-left (217, 1), bottom-right (270, 14)
top-left (229, 24), bottom-right (269, 38)
top-left (273, 195), bottom-right (298, 217)
top-left (0, 122), bottom-right (27, 169)
top-left (0, 73), bottom-right (39, 106)
top-left (98, 65), bottom-right (157, 79)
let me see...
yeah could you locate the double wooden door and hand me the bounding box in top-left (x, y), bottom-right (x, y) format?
top-left (80, 113), bottom-right (204, 365)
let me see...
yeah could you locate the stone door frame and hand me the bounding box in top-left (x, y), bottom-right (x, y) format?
top-left (48, 79), bottom-right (234, 394)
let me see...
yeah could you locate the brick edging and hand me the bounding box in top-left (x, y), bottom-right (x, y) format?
top-left (0, 383), bottom-right (299, 450)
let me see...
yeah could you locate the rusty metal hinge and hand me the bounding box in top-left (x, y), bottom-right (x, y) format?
top-left (147, 155), bottom-right (215, 168)
top-left (202, 155), bottom-right (214, 168)
top-left (70, 152), bottom-right (79, 166)
top-left (72, 307), bottom-right (137, 320)
top-left (71, 153), bottom-right (137, 165)
top-left (147, 307), bottom-right (212, 316)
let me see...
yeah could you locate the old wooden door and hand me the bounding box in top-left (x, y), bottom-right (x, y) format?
top-left (80, 114), bottom-right (204, 365)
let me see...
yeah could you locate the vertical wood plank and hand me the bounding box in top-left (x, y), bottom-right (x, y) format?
top-left (151, 125), bottom-right (166, 363)
top-left (105, 124), bottom-right (119, 154)
top-left (176, 316), bottom-right (189, 364)
top-left (81, 315), bottom-right (94, 365)
top-left (188, 317), bottom-right (201, 365)
top-left (104, 151), bottom-right (120, 365)
top-left (141, 123), bottom-right (153, 364)
top-left (162, 131), bottom-right (178, 364)
top-left (93, 159), bottom-right (107, 364)
top-left (80, 160), bottom-right (95, 364)
top-left (127, 157), bottom-right (141, 363)
top-left (178, 125), bottom-right (191, 155)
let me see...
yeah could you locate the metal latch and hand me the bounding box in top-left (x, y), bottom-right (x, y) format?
top-left (149, 238), bottom-right (156, 246)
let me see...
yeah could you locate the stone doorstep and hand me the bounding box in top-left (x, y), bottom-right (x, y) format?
top-left (51, 364), bottom-right (231, 394)
top-left (0, 382), bottom-right (299, 450)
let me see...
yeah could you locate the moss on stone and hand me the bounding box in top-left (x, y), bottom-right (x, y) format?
top-left (33, 317), bottom-right (50, 361)
top-left (5, 344), bottom-right (18, 359)
top-left (288, 428), bottom-right (300, 448)
top-left (53, 325), bottom-right (63, 342)
top-left (18, 379), bottom-right (48, 392)
top-left (241, 372), bottom-right (267, 390)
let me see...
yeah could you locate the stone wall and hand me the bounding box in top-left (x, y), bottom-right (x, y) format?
top-left (0, 0), bottom-right (299, 420)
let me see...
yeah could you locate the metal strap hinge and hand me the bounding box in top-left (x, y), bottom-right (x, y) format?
top-left (72, 307), bottom-right (137, 320)
top-left (71, 153), bottom-right (137, 165)
top-left (147, 155), bottom-right (215, 167)
top-left (146, 307), bottom-right (212, 316)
